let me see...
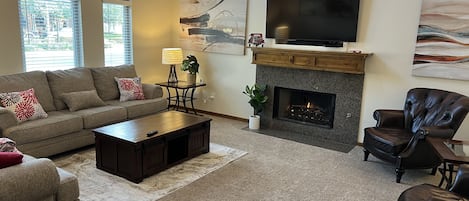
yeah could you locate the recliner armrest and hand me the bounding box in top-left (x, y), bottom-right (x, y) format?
top-left (419, 126), bottom-right (455, 139)
top-left (0, 107), bottom-right (18, 137)
top-left (449, 164), bottom-right (469, 198)
top-left (0, 158), bottom-right (60, 201)
top-left (373, 109), bottom-right (405, 128)
top-left (142, 83), bottom-right (163, 99)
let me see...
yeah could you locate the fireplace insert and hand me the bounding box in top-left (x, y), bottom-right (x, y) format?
top-left (273, 87), bottom-right (336, 128)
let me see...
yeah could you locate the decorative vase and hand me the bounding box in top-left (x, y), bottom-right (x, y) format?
top-left (187, 73), bottom-right (197, 84)
top-left (248, 115), bottom-right (260, 130)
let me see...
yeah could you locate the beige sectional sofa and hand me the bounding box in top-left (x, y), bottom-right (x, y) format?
top-left (0, 65), bottom-right (167, 157)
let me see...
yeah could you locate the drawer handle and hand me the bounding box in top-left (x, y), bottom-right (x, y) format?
top-left (289, 56), bottom-right (294, 63)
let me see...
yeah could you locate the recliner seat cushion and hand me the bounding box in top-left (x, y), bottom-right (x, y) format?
top-left (4, 111), bottom-right (83, 145)
top-left (364, 128), bottom-right (413, 155)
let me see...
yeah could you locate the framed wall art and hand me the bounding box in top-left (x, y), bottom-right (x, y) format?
top-left (412, 0), bottom-right (469, 80)
top-left (179, 0), bottom-right (248, 55)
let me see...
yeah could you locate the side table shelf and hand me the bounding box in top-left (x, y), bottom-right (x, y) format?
top-left (156, 81), bottom-right (206, 115)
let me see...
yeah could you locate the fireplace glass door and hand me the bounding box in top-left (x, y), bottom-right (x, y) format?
top-left (273, 87), bottom-right (336, 128)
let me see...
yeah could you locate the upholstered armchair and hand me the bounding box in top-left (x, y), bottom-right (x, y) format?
top-left (398, 164), bottom-right (469, 201)
top-left (363, 88), bottom-right (469, 183)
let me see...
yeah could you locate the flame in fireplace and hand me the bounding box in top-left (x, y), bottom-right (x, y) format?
top-left (306, 102), bottom-right (313, 109)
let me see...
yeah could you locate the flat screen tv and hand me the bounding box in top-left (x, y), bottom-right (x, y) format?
top-left (266, 0), bottom-right (360, 47)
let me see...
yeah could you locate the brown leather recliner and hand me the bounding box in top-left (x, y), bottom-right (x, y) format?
top-left (398, 164), bottom-right (469, 201)
top-left (363, 88), bottom-right (469, 183)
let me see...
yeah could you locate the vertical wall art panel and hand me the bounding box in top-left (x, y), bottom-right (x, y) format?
top-left (179, 0), bottom-right (248, 55)
top-left (413, 0), bottom-right (469, 80)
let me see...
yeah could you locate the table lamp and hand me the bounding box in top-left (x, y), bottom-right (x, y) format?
top-left (162, 48), bottom-right (183, 83)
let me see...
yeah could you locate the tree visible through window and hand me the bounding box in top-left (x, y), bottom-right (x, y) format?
top-left (19, 0), bottom-right (83, 72)
top-left (103, 1), bottom-right (133, 66)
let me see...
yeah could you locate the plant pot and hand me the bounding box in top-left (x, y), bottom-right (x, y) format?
top-left (248, 115), bottom-right (260, 130)
top-left (187, 73), bottom-right (197, 84)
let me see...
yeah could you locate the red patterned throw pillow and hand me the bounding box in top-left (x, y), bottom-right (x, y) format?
top-left (115, 77), bottom-right (145, 101)
top-left (0, 88), bottom-right (48, 122)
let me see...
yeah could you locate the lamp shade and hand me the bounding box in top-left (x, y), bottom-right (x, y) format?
top-left (162, 48), bottom-right (183, 65)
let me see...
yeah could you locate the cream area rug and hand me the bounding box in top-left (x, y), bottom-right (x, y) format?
top-left (53, 143), bottom-right (247, 201)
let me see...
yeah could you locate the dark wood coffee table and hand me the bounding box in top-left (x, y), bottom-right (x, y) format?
top-left (93, 111), bottom-right (211, 183)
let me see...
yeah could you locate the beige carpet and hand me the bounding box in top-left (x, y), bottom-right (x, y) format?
top-left (54, 115), bottom-right (443, 201)
top-left (157, 115), bottom-right (442, 201)
top-left (53, 143), bottom-right (247, 201)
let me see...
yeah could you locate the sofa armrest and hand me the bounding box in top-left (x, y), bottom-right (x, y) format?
top-left (0, 158), bottom-right (60, 201)
top-left (373, 109), bottom-right (405, 128)
top-left (0, 107), bottom-right (18, 137)
top-left (142, 83), bottom-right (163, 99)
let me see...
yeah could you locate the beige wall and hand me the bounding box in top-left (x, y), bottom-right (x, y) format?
top-left (133, 0), bottom-right (179, 83)
top-left (0, 1), bottom-right (23, 74)
top-left (176, 0), bottom-right (469, 141)
top-left (0, 0), bottom-right (468, 142)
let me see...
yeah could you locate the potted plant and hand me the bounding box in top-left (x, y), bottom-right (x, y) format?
top-left (242, 84), bottom-right (268, 130)
top-left (181, 55), bottom-right (199, 84)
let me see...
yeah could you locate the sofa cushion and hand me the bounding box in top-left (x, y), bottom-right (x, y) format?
top-left (4, 111), bottom-right (83, 145)
top-left (0, 71), bottom-right (56, 112)
top-left (106, 98), bottom-right (167, 119)
top-left (90, 65), bottom-right (138, 101)
top-left (61, 90), bottom-right (106, 112)
top-left (62, 105), bottom-right (127, 129)
top-left (115, 77), bottom-right (145, 101)
top-left (46, 68), bottom-right (97, 110)
top-left (0, 152), bottom-right (23, 169)
top-left (0, 88), bottom-right (48, 122)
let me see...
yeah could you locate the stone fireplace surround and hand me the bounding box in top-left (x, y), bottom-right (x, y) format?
top-left (255, 65), bottom-right (364, 152)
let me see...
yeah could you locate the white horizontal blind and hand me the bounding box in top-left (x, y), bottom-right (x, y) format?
top-left (103, 1), bottom-right (133, 66)
top-left (19, 0), bottom-right (83, 72)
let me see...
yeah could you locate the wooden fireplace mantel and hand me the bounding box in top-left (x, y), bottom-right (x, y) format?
top-left (250, 47), bottom-right (371, 74)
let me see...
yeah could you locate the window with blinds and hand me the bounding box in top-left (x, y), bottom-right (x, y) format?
top-left (19, 0), bottom-right (83, 72)
top-left (103, 1), bottom-right (133, 66)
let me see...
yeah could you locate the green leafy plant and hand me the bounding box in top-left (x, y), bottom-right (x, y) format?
top-left (242, 84), bottom-right (268, 115)
top-left (181, 55), bottom-right (199, 75)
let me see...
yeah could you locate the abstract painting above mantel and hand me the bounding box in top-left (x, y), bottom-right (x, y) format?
top-left (179, 0), bottom-right (247, 55)
top-left (412, 0), bottom-right (469, 81)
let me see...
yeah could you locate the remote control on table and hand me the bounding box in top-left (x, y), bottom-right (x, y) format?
top-left (146, 130), bottom-right (158, 137)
